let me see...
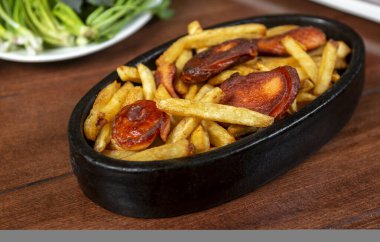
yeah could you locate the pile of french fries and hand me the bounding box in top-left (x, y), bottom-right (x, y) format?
top-left (84, 21), bottom-right (351, 162)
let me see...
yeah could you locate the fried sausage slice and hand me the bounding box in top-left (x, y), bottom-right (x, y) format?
top-left (155, 63), bottom-right (178, 98)
top-left (180, 38), bottom-right (257, 84)
top-left (258, 26), bottom-right (326, 55)
top-left (220, 66), bottom-right (300, 117)
top-left (112, 100), bottom-right (170, 150)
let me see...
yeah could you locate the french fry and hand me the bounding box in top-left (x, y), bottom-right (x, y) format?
top-left (266, 24), bottom-right (299, 37)
top-left (193, 84), bottom-right (214, 101)
top-left (301, 79), bottom-right (315, 92)
top-left (137, 63), bottom-right (156, 100)
top-left (208, 70), bottom-right (239, 85)
top-left (167, 87), bottom-right (224, 143)
top-left (281, 36), bottom-right (318, 83)
top-left (123, 86), bottom-right (144, 106)
top-left (94, 123), bottom-right (112, 152)
top-left (157, 98), bottom-right (274, 127)
top-left (256, 62), bottom-right (271, 71)
top-left (337, 40), bottom-right (351, 59)
top-left (157, 23), bottom-right (266, 65)
top-left (117, 66), bottom-right (141, 83)
top-left (99, 81), bottom-right (134, 123)
top-left (190, 125), bottom-right (210, 153)
top-left (227, 124), bottom-right (257, 138)
top-left (125, 139), bottom-right (193, 161)
top-left (290, 99), bottom-right (298, 113)
top-left (84, 81), bottom-right (120, 141)
top-left (174, 79), bottom-right (189, 96)
top-left (314, 40), bottom-right (338, 95)
top-left (332, 71), bottom-right (340, 83)
top-left (154, 84), bottom-right (172, 101)
top-left (187, 20), bottom-right (203, 35)
top-left (201, 120), bottom-right (235, 147)
top-left (175, 49), bottom-right (193, 72)
top-left (102, 150), bottom-right (137, 160)
top-left (184, 84), bottom-right (200, 100)
top-left (297, 92), bottom-right (317, 102)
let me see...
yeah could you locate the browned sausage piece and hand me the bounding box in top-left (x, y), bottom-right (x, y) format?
top-left (257, 26), bottom-right (326, 55)
top-left (180, 38), bottom-right (257, 84)
top-left (112, 100), bottom-right (170, 151)
top-left (155, 63), bottom-right (178, 98)
top-left (220, 66), bottom-right (300, 117)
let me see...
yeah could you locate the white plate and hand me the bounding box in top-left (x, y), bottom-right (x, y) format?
top-left (0, 6), bottom-right (157, 63)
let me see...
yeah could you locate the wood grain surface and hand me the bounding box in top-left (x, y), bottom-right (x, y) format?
top-left (1, 0), bottom-right (379, 229)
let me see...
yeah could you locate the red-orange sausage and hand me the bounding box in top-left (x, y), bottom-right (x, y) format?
top-left (180, 38), bottom-right (257, 84)
top-left (257, 26), bottom-right (326, 56)
top-left (220, 66), bottom-right (300, 118)
top-left (112, 100), bottom-right (169, 151)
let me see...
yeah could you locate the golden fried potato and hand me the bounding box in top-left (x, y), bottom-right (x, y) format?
top-left (281, 36), bottom-right (318, 83)
top-left (184, 84), bottom-right (200, 100)
top-left (190, 125), bottom-right (210, 153)
top-left (137, 63), bottom-right (156, 100)
top-left (297, 92), bottom-right (317, 102)
top-left (84, 81), bottom-right (120, 141)
top-left (187, 20), bottom-right (203, 35)
top-left (94, 123), bottom-right (112, 152)
top-left (99, 81), bottom-right (134, 123)
top-left (117, 66), bottom-right (141, 83)
top-left (102, 150), bottom-right (137, 159)
top-left (123, 86), bottom-right (144, 107)
top-left (314, 40), bottom-right (338, 95)
top-left (227, 124), bottom-right (258, 138)
top-left (125, 139), bottom-right (193, 161)
top-left (157, 98), bottom-right (274, 127)
top-left (266, 25), bottom-right (299, 37)
top-left (167, 87), bottom-right (224, 143)
top-left (157, 23), bottom-right (266, 65)
top-left (201, 120), bottom-right (235, 147)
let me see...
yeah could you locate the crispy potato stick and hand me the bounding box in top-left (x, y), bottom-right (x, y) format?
top-left (158, 98), bottom-right (274, 127)
top-left (337, 41), bottom-right (351, 59)
top-left (297, 92), bottom-right (317, 102)
top-left (266, 24), bottom-right (299, 37)
top-left (193, 84), bottom-right (214, 101)
top-left (290, 100), bottom-right (298, 113)
top-left (123, 86), bottom-right (144, 106)
top-left (281, 36), bottom-right (318, 83)
top-left (117, 66), bottom-right (141, 83)
top-left (227, 124), bottom-right (258, 138)
top-left (99, 81), bottom-right (134, 122)
top-left (256, 62), bottom-right (271, 71)
top-left (174, 79), bottom-right (189, 96)
top-left (187, 20), bottom-right (203, 35)
top-left (102, 150), bottom-right (137, 160)
top-left (137, 63), bottom-right (156, 100)
top-left (301, 79), bottom-right (315, 92)
top-left (313, 56), bottom-right (347, 69)
top-left (308, 45), bottom-right (325, 56)
top-left (208, 70), bottom-right (239, 85)
top-left (314, 40), bottom-right (338, 95)
top-left (167, 87), bottom-right (224, 143)
top-left (154, 84), bottom-right (172, 101)
top-left (157, 23), bottom-right (266, 65)
top-left (84, 81), bottom-right (120, 141)
top-left (94, 123), bottom-right (112, 152)
top-left (125, 139), bottom-right (193, 161)
top-left (201, 120), bottom-right (235, 147)
top-left (190, 125), bottom-right (210, 153)
top-left (184, 84), bottom-right (200, 100)
top-left (175, 49), bottom-right (193, 73)
top-left (332, 71), bottom-right (340, 83)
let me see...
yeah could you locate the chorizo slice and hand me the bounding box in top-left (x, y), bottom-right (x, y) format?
top-left (112, 100), bottom-right (170, 151)
top-left (180, 38), bottom-right (257, 84)
top-left (155, 63), bottom-right (178, 98)
top-left (220, 66), bottom-right (300, 117)
top-left (258, 26), bottom-right (326, 56)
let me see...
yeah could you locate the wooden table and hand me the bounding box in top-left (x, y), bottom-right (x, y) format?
top-left (1, 0), bottom-right (379, 229)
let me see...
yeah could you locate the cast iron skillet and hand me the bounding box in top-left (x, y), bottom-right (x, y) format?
top-left (68, 14), bottom-right (365, 218)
